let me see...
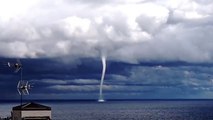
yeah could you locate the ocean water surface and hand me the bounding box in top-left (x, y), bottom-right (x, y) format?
top-left (1, 100), bottom-right (213, 120)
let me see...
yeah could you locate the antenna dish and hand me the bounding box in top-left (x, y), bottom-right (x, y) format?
top-left (17, 80), bottom-right (32, 95)
top-left (8, 59), bottom-right (22, 73)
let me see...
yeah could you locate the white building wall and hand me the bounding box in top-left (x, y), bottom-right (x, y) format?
top-left (12, 110), bottom-right (51, 120)
top-left (21, 110), bottom-right (51, 119)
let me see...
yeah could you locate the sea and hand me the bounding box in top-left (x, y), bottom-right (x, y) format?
top-left (1, 100), bottom-right (213, 120)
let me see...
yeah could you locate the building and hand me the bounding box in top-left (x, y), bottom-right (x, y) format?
top-left (11, 102), bottom-right (51, 120)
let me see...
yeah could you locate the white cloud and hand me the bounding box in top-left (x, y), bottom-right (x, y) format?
top-left (40, 79), bottom-right (99, 85)
top-left (72, 79), bottom-right (99, 84)
top-left (41, 79), bottom-right (68, 84)
top-left (110, 74), bottom-right (128, 81)
top-left (0, 0), bottom-right (39, 22)
top-left (0, 0), bottom-right (213, 63)
top-left (48, 85), bottom-right (98, 91)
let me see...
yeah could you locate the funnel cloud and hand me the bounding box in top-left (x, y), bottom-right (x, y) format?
top-left (99, 56), bottom-right (106, 102)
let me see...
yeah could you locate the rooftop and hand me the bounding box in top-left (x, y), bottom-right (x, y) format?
top-left (13, 102), bottom-right (51, 111)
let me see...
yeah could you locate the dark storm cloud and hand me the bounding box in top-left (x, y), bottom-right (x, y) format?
top-left (1, 57), bottom-right (213, 99)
